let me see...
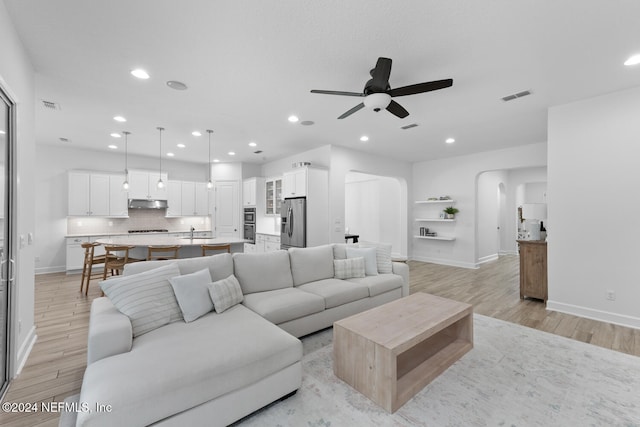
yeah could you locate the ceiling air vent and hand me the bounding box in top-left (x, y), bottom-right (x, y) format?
top-left (42, 100), bottom-right (61, 110)
top-left (501, 90), bottom-right (532, 102)
top-left (253, 150), bottom-right (263, 154)
top-left (401, 123), bottom-right (419, 130)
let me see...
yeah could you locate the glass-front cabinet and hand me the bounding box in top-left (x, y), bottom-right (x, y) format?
top-left (265, 177), bottom-right (282, 215)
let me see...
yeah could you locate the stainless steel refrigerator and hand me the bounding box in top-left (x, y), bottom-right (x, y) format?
top-left (281, 197), bottom-right (306, 249)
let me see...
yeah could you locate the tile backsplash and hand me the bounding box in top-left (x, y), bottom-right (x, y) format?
top-left (67, 209), bottom-right (211, 235)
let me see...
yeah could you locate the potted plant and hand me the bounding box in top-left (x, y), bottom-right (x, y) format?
top-left (443, 206), bottom-right (459, 219)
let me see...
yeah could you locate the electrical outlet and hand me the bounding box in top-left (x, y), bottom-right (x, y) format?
top-left (606, 290), bottom-right (616, 301)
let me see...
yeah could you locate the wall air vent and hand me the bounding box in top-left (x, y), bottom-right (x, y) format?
top-left (501, 90), bottom-right (532, 102)
top-left (59, 137), bottom-right (70, 143)
top-left (42, 100), bottom-right (61, 110)
top-left (401, 123), bottom-right (419, 130)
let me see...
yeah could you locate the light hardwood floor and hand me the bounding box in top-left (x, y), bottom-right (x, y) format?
top-left (1, 255), bottom-right (639, 426)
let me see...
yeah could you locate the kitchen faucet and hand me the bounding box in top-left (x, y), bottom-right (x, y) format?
top-left (190, 226), bottom-right (195, 240)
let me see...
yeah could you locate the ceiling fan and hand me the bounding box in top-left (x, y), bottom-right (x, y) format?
top-left (311, 57), bottom-right (453, 119)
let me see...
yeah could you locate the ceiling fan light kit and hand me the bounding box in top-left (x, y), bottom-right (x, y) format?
top-left (311, 57), bottom-right (453, 119)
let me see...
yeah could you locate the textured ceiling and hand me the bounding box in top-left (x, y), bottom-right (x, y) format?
top-left (5, 0), bottom-right (640, 165)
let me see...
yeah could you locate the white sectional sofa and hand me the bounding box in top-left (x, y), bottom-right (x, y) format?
top-left (74, 244), bottom-right (409, 427)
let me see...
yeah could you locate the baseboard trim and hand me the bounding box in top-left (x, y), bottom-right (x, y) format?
top-left (35, 265), bottom-right (67, 275)
top-left (499, 250), bottom-right (518, 256)
top-left (410, 255), bottom-right (478, 269)
top-left (546, 300), bottom-right (640, 330)
top-left (14, 326), bottom-right (37, 377)
top-left (477, 254), bottom-right (499, 265)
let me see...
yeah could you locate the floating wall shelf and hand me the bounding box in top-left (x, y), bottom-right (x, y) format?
top-left (414, 235), bottom-right (456, 241)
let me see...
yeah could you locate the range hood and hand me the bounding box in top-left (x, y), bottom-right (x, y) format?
top-left (128, 199), bottom-right (168, 210)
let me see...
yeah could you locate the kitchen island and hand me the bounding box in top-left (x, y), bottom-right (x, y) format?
top-left (95, 235), bottom-right (248, 259)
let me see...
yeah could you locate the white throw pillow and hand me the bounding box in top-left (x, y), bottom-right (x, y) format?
top-left (334, 257), bottom-right (365, 279)
top-left (100, 263), bottom-right (183, 337)
top-left (208, 274), bottom-right (244, 313)
top-left (359, 241), bottom-right (393, 274)
top-left (169, 268), bottom-right (214, 322)
top-left (345, 246), bottom-right (378, 276)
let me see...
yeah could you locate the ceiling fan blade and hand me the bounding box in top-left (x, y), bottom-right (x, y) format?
top-left (338, 103), bottom-right (365, 119)
top-left (387, 78), bottom-right (453, 97)
top-left (370, 57), bottom-right (392, 91)
top-left (386, 100), bottom-right (409, 118)
top-left (310, 89), bottom-right (364, 97)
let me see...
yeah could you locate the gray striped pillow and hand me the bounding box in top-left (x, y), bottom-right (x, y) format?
top-left (359, 241), bottom-right (393, 274)
top-left (334, 257), bottom-right (365, 279)
top-left (208, 274), bottom-right (244, 313)
top-left (100, 263), bottom-right (183, 337)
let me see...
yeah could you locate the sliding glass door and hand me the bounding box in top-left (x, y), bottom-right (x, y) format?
top-left (0, 84), bottom-right (14, 397)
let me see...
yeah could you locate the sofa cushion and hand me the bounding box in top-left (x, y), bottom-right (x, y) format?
top-left (123, 253), bottom-right (234, 282)
top-left (332, 243), bottom-right (358, 260)
top-left (169, 268), bottom-right (214, 322)
top-left (233, 251), bottom-right (294, 294)
top-left (100, 263), bottom-right (183, 337)
top-left (333, 257), bottom-right (365, 279)
top-left (209, 274), bottom-right (244, 313)
top-left (347, 273), bottom-right (404, 297)
top-left (288, 245), bottom-right (335, 286)
top-left (358, 241), bottom-right (393, 274)
top-left (346, 246), bottom-right (378, 276)
top-left (77, 304), bottom-right (302, 427)
top-left (242, 288), bottom-right (325, 324)
top-left (297, 278), bottom-right (370, 309)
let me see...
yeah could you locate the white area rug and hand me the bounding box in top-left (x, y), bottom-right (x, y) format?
top-left (239, 314), bottom-right (640, 426)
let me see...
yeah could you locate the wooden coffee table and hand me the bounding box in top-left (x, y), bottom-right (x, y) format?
top-left (333, 292), bottom-right (473, 413)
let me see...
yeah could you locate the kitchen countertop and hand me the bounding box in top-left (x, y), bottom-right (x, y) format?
top-left (95, 235), bottom-right (248, 246)
top-left (66, 230), bottom-right (213, 238)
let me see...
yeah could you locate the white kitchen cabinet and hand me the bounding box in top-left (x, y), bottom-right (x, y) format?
top-left (181, 181), bottom-right (196, 216)
top-left (282, 168), bottom-right (307, 198)
top-left (255, 233), bottom-right (280, 252)
top-left (68, 171), bottom-right (110, 216)
top-left (66, 235), bottom-right (106, 271)
top-left (108, 175), bottom-right (129, 217)
top-left (265, 177), bottom-right (282, 215)
top-left (243, 243), bottom-right (257, 253)
top-left (166, 181), bottom-right (182, 217)
top-left (194, 182), bottom-right (209, 215)
top-left (128, 170), bottom-right (168, 200)
top-left (243, 178), bottom-right (257, 206)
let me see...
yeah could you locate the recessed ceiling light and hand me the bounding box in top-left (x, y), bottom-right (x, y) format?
top-left (228, 151), bottom-right (236, 156)
top-left (192, 131), bottom-right (202, 137)
top-left (624, 54), bottom-right (640, 66)
top-left (167, 80), bottom-right (188, 90)
top-left (167, 152), bottom-right (175, 157)
top-left (177, 143), bottom-right (186, 148)
top-left (131, 68), bottom-right (150, 79)
top-left (113, 116), bottom-right (127, 122)
top-left (248, 142), bottom-right (257, 147)
top-left (0, 130), bottom-right (7, 135)
top-left (213, 159), bottom-right (220, 163)
top-left (446, 138), bottom-right (455, 144)
top-left (110, 133), bottom-right (121, 138)
top-left (288, 115), bottom-right (299, 123)
top-left (360, 135), bottom-right (369, 142)
top-left (108, 144), bottom-right (118, 149)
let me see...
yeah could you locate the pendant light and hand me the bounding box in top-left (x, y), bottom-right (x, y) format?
top-left (156, 126), bottom-right (165, 189)
top-left (206, 129), bottom-right (214, 189)
top-left (122, 131), bottom-right (130, 190)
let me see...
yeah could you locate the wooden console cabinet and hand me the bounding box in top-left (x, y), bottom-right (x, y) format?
top-left (517, 240), bottom-right (547, 302)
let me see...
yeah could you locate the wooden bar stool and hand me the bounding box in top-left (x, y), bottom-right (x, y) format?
top-left (147, 245), bottom-right (181, 261)
top-left (80, 242), bottom-right (110, 295)
top-left (103, 245), bottom-right (136, 280)
top-left (201, 244), bottom-right (231, 256)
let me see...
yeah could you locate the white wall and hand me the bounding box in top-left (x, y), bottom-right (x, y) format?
top-left (0, 1), bottom-right (37, 377)
top-left (35, 145), bottom-right (209, 273)
top-left (548, 85), bottom-right (640, 329)
top-left (412, 143), bottom-right (547, 268)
